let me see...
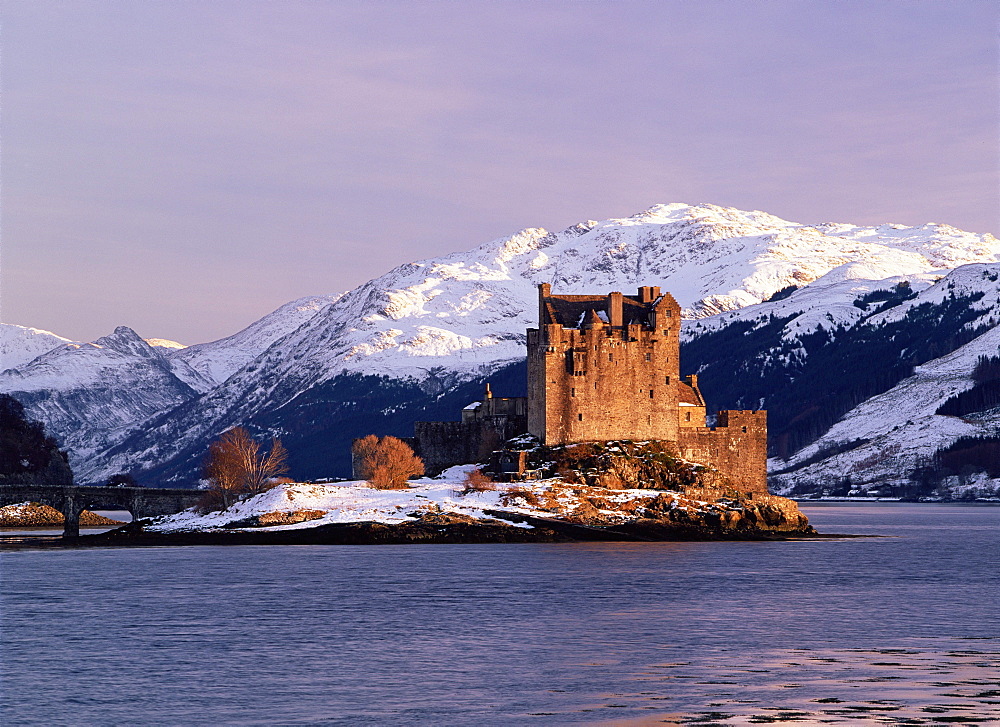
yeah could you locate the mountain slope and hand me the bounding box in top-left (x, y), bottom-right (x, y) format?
top-left (171, 294), bottom-right (341, 389)
top-left (0, 324), bottom-right (71, 372)
top-left (3, 202), bottom-right (997, 487)
top-left (679, 263), bottom-right (1000, 498)
top-left (0, 327), bottom-right (206, 470)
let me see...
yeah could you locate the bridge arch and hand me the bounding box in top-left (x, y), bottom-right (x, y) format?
top-left (0, 485), bottom-right (204, 537)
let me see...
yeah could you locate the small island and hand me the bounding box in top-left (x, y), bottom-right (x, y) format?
top-left (3, 286), bottom-right (822, 545)
top-left (88, 476), bottom-right (814, 546)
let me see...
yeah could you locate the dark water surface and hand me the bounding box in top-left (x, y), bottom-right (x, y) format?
top-left (2, 503), bottom-right (998, 725)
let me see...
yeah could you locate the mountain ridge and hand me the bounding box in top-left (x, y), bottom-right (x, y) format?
top-left (2, 202), bottom-right (998, 492)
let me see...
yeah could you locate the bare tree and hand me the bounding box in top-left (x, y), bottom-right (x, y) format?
top-left (200, 427), bottom-right (289, 511)
top-left (352, 435), bottom-right (424, 489)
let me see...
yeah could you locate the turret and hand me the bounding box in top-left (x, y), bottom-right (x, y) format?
top-left (538, 283), bottom-right (552, 326)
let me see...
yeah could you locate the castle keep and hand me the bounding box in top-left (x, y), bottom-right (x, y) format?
top-left (414, 284), bottom-right (767, 493)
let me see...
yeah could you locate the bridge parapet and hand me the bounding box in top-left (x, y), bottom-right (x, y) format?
top-left (0, 484), bottom-right (203, 537)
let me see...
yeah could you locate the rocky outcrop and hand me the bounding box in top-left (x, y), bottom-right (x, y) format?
top-left (63, 486), bottom-right (815, 547)
top-left (222, 509), bottom-right (327, 528)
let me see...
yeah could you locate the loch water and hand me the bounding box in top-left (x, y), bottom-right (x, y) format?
top-left (1, 503), bottom-right (998, 726)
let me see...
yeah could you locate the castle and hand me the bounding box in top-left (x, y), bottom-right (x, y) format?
top-left (413, 284), bottom-right (767, 493)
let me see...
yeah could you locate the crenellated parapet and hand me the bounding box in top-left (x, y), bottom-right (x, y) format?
top-left (677, 410), bottom-right (768, 494)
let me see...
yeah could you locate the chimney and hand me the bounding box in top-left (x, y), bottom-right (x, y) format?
top-left (608, 291), bottom-right (623, 327)
top-left (538, 283), bottom-right (551, 326)
top-left (484, 383), bottom-right (493, 399)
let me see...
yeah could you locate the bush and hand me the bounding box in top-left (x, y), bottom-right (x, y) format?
top-left (501, 486), bottom-right (541, 507)
top-left (460, 468), bottom-right (496, 494)
top-left (352, 435), bottom-right (424, 489)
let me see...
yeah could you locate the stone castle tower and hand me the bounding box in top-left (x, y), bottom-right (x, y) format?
top-left (413, 284), bottom-right (768, 493)
top-left (527, 283), bottom-right (686, 443)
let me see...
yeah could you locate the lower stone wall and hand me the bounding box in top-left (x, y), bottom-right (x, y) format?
top-left (677, 410), bottom-right (768, 494)
top-left (414, 415), bottom-right (527, 476)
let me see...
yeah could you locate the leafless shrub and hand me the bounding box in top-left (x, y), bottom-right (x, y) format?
top-left (460, 468), bottom-right (496, 494)
top-left (500, 486), bottom-right (541, 507)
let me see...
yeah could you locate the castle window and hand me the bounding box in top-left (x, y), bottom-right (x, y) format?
top-left (742, 426), bottom-right (747, 433)
top-left (594, 382), bottom-right (598, 390)
top-left (665, 376), bottom-right (670, 384)
top-left (647, 415), bottom-right (651, 424)
top-left (608, 353), bottom-right (613, 361)
top-left (645, 353), bottom-right (652, 361)
top-left (665, 310), bottom-right (672, 316)
top-left (571, 388), bottom-right (576, 397)
top-left (578, 413), bottom-right (583, 421)
top-left (649, 389), bottom-right (654, 398)
top-left (685, 412), bottom-right (691, 422)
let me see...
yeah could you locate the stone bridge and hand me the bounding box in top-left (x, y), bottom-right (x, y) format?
top-left (0, 484), bottom-right (203, 537)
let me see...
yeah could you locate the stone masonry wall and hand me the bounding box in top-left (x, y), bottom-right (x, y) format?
top-left (677, 410), bottom-right (768, 494)
top-left (528, 289), bottom-right (683, 445)
top-left (414, 415), bottom-right (527, 476)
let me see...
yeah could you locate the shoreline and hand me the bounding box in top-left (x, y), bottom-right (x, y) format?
top-left (791, 497), bottom-right (1000, 504)
top-left (0, 514), bottom-right (870, 550)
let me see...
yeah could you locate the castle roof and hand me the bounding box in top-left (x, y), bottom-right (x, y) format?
top-left (678, 382), bottom-right (704, 407)
top-left (579, 308), bottom-right (607, 328)
top-left (543, 293), bottom-right (671, 329)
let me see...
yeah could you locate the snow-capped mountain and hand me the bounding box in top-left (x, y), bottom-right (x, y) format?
top-left (2, 202), bottom-right (998, 491)
top-left (146, 202), bottom-right (999, 390)
top-left (757, 264), bottom-right (1000, 498)
top-left (145, 338), bottom-right (187, 351)
top-left (170, 294), bottom-right (341, 389)
top-left (0, 324), bottom-right (71, 372)
top-left (0, 326), bottom-right (209, 466)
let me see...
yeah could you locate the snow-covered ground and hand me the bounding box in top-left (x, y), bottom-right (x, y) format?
top-left (147, 465), bottom-right (704, 533)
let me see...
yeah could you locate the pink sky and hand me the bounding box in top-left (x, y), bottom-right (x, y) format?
top-left (2, 0), bottom-right (997, 345)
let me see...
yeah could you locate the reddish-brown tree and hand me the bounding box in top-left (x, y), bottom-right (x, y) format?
top-left (352, 435), bottom-right (424, 489)
top-left (200, 427), bottom-right (289, 511)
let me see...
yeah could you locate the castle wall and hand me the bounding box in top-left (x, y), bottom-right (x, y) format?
top-left (677, 410), bottom-right (768, 494)
top-left (413, 415), bottom-right (527, 476)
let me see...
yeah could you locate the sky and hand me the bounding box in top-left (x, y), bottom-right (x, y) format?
top-left (2, 0), bottom-right (997, 345)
